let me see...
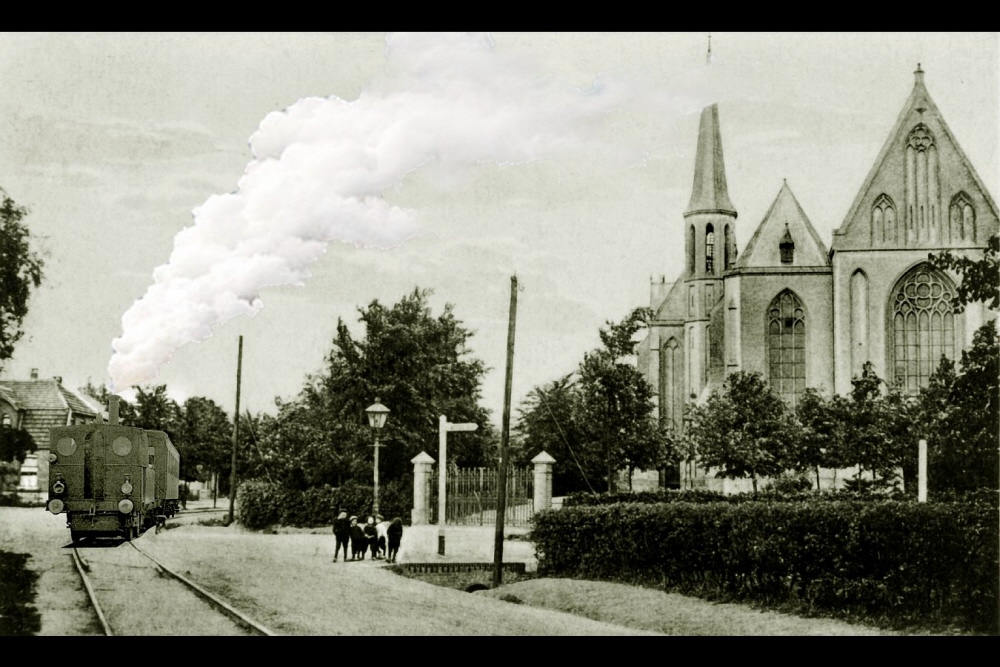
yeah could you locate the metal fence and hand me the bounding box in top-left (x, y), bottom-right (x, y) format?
top-left (429, 465), bottom-right (534, 527)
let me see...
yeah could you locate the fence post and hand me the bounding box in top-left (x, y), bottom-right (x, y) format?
top-left (531, 451), bottom-right (556, 513)
top-left (918, 439), bottom-right (927, 503)
top-left (411, 452), bottom-right (435, 525)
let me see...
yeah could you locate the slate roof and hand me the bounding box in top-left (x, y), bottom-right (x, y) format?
top-left (0, 379), bottom-right (100, 450)
top-left (685, 104), bottom-right (737, 216)
top-left (737, 181), bottom-right (830, 269)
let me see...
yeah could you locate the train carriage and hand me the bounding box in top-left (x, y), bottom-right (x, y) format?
top-left (45, 396), bottom-right (181, 542)
top-left (147, 429), bottom-right (180, 518)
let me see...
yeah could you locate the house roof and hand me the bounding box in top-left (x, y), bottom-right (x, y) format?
top-left (0, 379), bottom-right (101, 451)
top-left (0, 385), bottom-right (20, 411)
top-left (0, 380), bottom-right (99, 417)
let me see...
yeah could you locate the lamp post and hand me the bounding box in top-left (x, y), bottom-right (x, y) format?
top-left (365, 399), bottom-right (390, 516)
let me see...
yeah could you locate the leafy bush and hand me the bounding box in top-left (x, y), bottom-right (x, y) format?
top-left (0, 550), bottom-right (41, 635)
top-left (563, 489), bottom-right (728, 506)
top-left (531, 499), bottom-right (999, 634)
top-left (235, 480), bottom-right (284, 530)
top-left (236, 478), bottom-right (411, 530)
top-left (561, 487), bottom-right (917, 507)
top-left (764, 471), bottom-right (814, 494)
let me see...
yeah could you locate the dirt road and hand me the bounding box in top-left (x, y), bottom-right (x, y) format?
top-left (0, 507), bottom-right (652, 635)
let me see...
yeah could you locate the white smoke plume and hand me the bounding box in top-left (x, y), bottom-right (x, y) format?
top-left (109, 32), bottom-right (714, 391)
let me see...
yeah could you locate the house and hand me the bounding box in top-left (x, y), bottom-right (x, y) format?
top-left (0, 369), bottom-right (103, 502)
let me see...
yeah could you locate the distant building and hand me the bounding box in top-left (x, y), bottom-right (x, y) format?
top-left (637, 66), bottom-right (998, 492)
top-left (0, 368), bottom-right (103, 502)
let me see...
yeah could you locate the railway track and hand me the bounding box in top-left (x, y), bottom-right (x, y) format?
top-left (71, 541), bottom-right (276, 636)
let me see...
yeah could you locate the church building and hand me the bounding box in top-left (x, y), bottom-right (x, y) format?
top-left (637, 65), bottom-right (997, 492)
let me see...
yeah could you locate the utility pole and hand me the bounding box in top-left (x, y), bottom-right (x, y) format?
top-left (493, 275), bottom-right (518, 588)
top-left (228, 335), bottom-right (243, 526)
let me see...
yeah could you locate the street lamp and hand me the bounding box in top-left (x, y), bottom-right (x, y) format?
top-left (365, 398), bottom-right (390, 516)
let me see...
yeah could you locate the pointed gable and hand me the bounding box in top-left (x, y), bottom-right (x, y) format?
top-left (653, 277), bottom-right (688, 321)
top-left (737, 181), bottom-right (829, 268)
top-left (685, 104), bottom-right (737, 216)
top-left (835, 65), bottom-right (999, 250)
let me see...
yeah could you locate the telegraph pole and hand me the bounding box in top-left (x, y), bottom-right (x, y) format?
top-left (493, 275), bottom-right (518, 588)
top-left (228, 336), bottom-right (243, 526)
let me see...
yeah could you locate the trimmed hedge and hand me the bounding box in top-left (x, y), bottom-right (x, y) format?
top-left (236, 479), bottom-right (411, 531)
top-left (561, 487), bottom-right (995, 507)
top-left (531, 498), bottom-right (999, 634)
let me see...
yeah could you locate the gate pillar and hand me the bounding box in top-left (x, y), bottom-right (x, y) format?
top-left (531, 451), bottom-right (556, 513)
top-left (411, 451), bottom-right (435, 525)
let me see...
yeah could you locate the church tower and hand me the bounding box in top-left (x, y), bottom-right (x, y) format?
top-left (682, 103), bottom-right (737, 400)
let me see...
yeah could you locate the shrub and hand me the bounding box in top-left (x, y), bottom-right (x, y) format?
top-left (764, 471), bottom-right (814, 494)
top-left (531, 499), bottom-right (999, 634)
top-left (563, 489), bottom-right (728, 507)
top-left (235, 480), bottom-right (283, 530)
top-left (561, 487), bottom-right (917, 507)
top-left (236, 478), bottom-right (412, 530)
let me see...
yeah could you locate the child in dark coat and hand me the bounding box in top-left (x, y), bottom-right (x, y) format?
top-left (349, 516), bottom-right (364, 560)
top-left (332, 510), bottom-right (350, 562)
top-left (386, 517), bottom-right (403, 564)
top-left (363, 516), bottom-right (379, 560)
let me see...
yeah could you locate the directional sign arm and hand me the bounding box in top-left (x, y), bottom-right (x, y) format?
top-left (446, 423), bottom-right (478, 432)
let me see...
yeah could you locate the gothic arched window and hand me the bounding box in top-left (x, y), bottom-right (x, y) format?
top-left (872, 193), bottom-right (896, 245)
top-left (724, 225), bottom-right (733, 270)
top-left (660, 337), bottom-right (680, 431)
top-left (705, 224), bottom-right (715, 273)
top-left (687, 225), bottom-right (695, 273)
top-left (890, 264), bottom-right (958, 394)
top-left (949, 192), bottom-right (975, 242)
top-left (767, 290), bottom-right (806, 406)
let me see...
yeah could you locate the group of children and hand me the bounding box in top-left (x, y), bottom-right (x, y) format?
top-left (332, 512), bottom-right (404, 564)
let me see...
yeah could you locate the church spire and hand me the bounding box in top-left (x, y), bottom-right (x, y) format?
top-left (685, 104), bottom-right (736, 217)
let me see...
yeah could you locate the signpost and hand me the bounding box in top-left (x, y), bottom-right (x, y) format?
top-left (437, 416), bottom-right (478, 555)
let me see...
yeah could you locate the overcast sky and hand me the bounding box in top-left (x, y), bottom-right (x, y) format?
top-left (0, 32), bottom-right (996, 426)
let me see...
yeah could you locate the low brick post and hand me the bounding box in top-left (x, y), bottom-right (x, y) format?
top-left (531, 451), bottom-right (556, 513)
top-left (411, 451), bottom-right (435, 525)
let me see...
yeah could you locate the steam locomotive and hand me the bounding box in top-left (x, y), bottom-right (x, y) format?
top-left (45, 396), bottom-right (180, 542)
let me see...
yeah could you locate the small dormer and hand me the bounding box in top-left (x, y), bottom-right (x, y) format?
top-left (779, 224), bottom-right (794, 264)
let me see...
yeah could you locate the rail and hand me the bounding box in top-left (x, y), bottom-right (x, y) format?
top-left (127, 542), bottom-right (276, 636)
top-left (71, 548), bottom-right (114, 636)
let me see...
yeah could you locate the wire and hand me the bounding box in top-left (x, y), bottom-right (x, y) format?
top-left (244, 409), bottom-right (275, 486)
top-left (538, 387), bottom-right (596, 494)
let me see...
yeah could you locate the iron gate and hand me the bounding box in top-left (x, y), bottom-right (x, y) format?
top-left (428, 465), bottom-right (534, 526)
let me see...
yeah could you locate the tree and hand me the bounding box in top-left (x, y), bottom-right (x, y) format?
top-left (928, 233), bottom-right (999, 312)
top-left (793, 388), bottom-right (850, 490)
top-left (946, 320), bottom-right (999, 492)
top-left (79, 380), bottom-right (136, 424)
top-left (175, 396), bottom-right (232, 483)
top-left (926, 232), bottom-right (999, 494)
top-left (914, 322), bottom-right (999, 494)
top-left (128, 385), bottom-right (180, 433)
top-left (0, 189), bottom-right (45, 374)
top-left (688, 371), bottom-right (799, 494)
top-left (839, 362), bottom-right (898, 489)
top-left (258, 288), bottom-right (497, 492)
top-left (0, 427), bottom-right (34, 496)
top-left (513, 374), bottom-right (600, 495)
top-left (576, 307), bottom-right (673, 492)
